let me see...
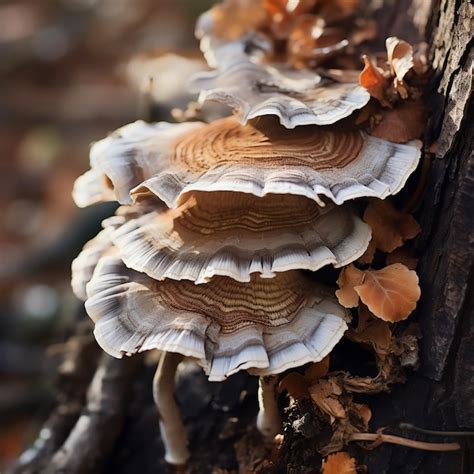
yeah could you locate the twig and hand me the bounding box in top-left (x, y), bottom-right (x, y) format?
top-left (348, 432), bottom-right (461, 451)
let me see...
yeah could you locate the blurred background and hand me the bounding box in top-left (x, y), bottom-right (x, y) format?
top-left (0, 0), bottom-right (213, 468)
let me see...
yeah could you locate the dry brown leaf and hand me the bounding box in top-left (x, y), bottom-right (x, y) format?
top-left (370, 99), bottom-right (425, 143)
top-left (386, 36), bottom-right (414, 83)
top-left (210, 0), bottom-right (269, 40)
top-left (348, 305), bottom-right (392, 356)
top-left (386, 246), bottom-right (418, 269)
top-left (288, 15), bottom-right (347, 65)
top-left (336, 264), bottom-right (364, 308)
top-left (265, 0), bottom-right (317, 39)
top-left (322, 452), bottom-right (357, 474)
top-left (354, 263), bottom-right (421, 322)
top-left (359, 55), bottom-right (390, 106)
top-left (353, 403), bottom-right (372, 427)
top-left (278, 372), bottom-right (309, 398)
top-left (363, 200), bottom-right (421, 253)
top-left (304, 356), bottom-right (330, 382)
top-left (357, 237), bottom-right (376, 264)
top-left (309, 379), bottom-right (345, 423)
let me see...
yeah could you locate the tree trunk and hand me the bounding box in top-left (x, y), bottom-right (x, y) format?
top-left (10, 1), bottom-right (473, 473)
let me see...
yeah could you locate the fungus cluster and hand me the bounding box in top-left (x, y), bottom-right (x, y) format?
top-left (71, 0), bottom-right (423, 466)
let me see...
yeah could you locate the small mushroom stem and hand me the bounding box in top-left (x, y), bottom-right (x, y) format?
top-left (256, 375), bottom-right (281, 440)
top-left (153, 351), bottom-right (190, 465)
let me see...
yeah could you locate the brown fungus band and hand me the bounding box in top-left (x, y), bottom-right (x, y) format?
top-left (73, 117), bottom-right (421, 209)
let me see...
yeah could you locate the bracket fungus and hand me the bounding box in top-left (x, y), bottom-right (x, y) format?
top-left (189, 40), bottom-right (369, 127)
top-left (105, 193), bottom-right (371, 283)
top-left (84, 254), bottom-right (349, 381)
top-left (70, 0), bottom-right (426, 466)
top-left (73, 116), bottom-right (421, 210)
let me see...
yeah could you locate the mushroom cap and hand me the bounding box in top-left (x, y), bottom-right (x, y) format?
top-left (189, 40), bottom-right (370, 128)
top-left (107, 192), bottom-right (371, 283)
top-left (71, 227), bottom-right (113, 300)
top-left (85, 254), bottom-right (348, 381)
top-left (70, 213), bottom-right (129, 300)
top-left (73, 117), bottom-right (421, 209)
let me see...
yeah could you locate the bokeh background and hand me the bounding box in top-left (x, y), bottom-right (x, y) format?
top-left (0, 0), bottom-right (213, 468)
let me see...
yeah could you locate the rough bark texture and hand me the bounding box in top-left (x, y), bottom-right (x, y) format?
top-left (9, 1), bottom-right (473, 473)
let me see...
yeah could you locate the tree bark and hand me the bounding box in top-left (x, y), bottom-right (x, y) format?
top-left (10, 1), bottom-right (472, 473)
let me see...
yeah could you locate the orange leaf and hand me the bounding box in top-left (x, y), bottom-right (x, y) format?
top-left (363, 200), bottom-right (421, 253)
top-left (354, 263), bottom-right (421, 322)
top-left (354, 403), bottom-right (372, 427)
top-left (304, 356), bottom-right (330, 383)
top-left (210, 0), bottom-right (269, 40)
top-left (359, 55), bottom-right (390, 106)
top-left (278, 372), bottom-right (309, 398)
top-left (336, 265), bottom-right (365, 308)
top-left (322, 452), bottom-right (357, 474)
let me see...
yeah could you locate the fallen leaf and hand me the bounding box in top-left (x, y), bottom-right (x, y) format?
top-left (304, 356), bottom-right (330, 383)
top-left (354, 263), bottom-right (421, 322)
top-left (278, 372), bottom-right (309, 398)
top-left (265, 0), bottom-right (317, 39)
top-left (347, 305), bottom-right (392, 356)
top-left (209, 0), bottom-right (269, 40)
top-left (386, 37), bottom-right (414, 83)
top-left (353, 403), bottom-right (372, 427)
top-left (357, 237), bottom-right (376, 264)
top-left (288, 15), bottom-right (347, 65)
top-left (363, 200), bottom-right (421, 253)
top-left (386, 246), bottom-right (418, 269)
top-left (309, 379), bottom-right (345, 423)
top-left (336, 265), bottom-right (365, 308)
top-left (359, 55), bottom-right (390, 106)
top-left (322, 452), bottom-right (357, 474)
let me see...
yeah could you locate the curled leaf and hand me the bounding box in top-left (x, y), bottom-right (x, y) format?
top-left (265, 0), bottom-right (317, 39)
top-left (304, 356), bottom-right (330, 382)
top-left (353, 403), bottom-right (372, 427)
top-left (354, 263), bottom-right (421, 322)
top-left (348, 305), bottom-right (392, 356)
top-left (386, 36), bottom-right (414, 83)
top-left (359, 55), bottom-right (390, 106)
top-left (336, 265), bottom-right (364, 308)
top-left (202, 0), bottom-right (269, 41)
top-left (288, 15), bottom-right (348, 67)
top-left (309, 379), bottom-right (345, 423)
top-left (278, 373), bottom-right (309, 399)
top-left (322, 452), bottom-right (357, 474)
top-left (363, 200), bottom-right (421, 253)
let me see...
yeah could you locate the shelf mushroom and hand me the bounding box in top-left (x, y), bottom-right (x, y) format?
top-left (104, 192), bottom-right (371, 283)
top-left (73, 116), bottom-right (421, 210)
top-left (74, 249), bottom-right (349, 464)
top-left (188, 39), bottom-right (370, 128)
